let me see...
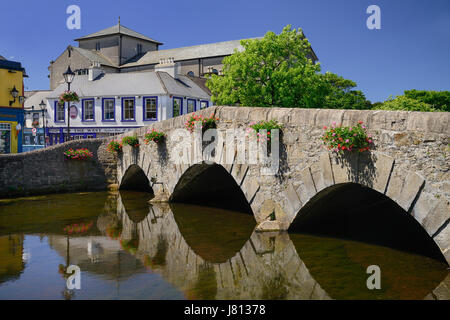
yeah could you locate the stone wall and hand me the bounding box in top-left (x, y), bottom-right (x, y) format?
top-left (0, 138), bottom-right (116, 197)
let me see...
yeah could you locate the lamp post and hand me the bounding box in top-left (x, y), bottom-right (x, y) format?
top-left (39, 100), bottom-right (47, 147)
top-left (63, 66), bottom-right (75, 142)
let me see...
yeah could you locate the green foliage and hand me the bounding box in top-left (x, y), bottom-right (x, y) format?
top-left (321, 72), bottom-right (372, 110)
top-left (374, 95), bottom-right (437, 112)
top-left (122, 136), bottom-right (140, 147)
top-left (144, 129), bottom-right (166, 144)
top-left (206, 25), bottom-right (329, 108)
top-left (322, 122), bottom-right (373, 153)
top-left (403, 90), bottom-right (450, 112)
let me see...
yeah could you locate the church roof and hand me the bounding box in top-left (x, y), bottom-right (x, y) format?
top-left (74, 23), bottom-right (163, 45)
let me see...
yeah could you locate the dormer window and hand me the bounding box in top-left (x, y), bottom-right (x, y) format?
top-left (137, 43), bottom-right (142, 54)
top-left (95, 42), bottom-right (101, 51)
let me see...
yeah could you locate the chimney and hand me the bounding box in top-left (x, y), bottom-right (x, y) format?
top-left (88, 62), bottom-right (103, 81)
top-left (154, 57), bottom-right (180, 78)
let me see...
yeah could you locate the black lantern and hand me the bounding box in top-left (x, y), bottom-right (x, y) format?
top-left (63, 66), bottom-right (75, 85)
top-left (9, 86), bottom-right (19, 106)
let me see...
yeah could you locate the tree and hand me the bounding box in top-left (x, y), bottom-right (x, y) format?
top-left (321, 72), bottom-right (372, 110)
top-left (403, 90), bottom-right (450, 112)
top-left (374, 95), bottom-right (436, 112)
top-left (206, 25), bottom-right (330, 108)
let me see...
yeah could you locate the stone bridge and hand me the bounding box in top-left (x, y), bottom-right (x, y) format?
top-left (115, 106), bottom-right (450, 264)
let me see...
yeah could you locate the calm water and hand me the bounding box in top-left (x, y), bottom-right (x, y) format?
top-left (0, 191), bottom-right (448, 300)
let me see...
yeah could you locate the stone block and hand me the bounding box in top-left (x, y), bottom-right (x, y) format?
top-left (315, 109), bottom-right (345, 128)
top-left (359, 152), bottom-right (394, 194)
top-left (296, 167), bottom-right (316, 204)
top-left (283, 183), bottom-right (302, 220)
top-left (396, 171), bottom-right (425, 212)
top-left (423, 199), bottom-right (450, 236)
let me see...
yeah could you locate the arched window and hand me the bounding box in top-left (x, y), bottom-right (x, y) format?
top-left (187, 71), bottom-right (194, 77)
top-left (212, 69), bottom-right (219, 75)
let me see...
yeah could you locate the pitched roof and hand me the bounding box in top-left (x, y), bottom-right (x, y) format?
top-left (46, 71), bottom-right (211, 100)
top-left (24, 90), bottom-right (52, 109)
top-left (121, 39), bottom-right (247, 68)
top-left (74, 23), bottom-right (163, 45)
top-left (72, 47), bottom-right (118, 68)
top-left (0, 54), bottom-right (5, 60)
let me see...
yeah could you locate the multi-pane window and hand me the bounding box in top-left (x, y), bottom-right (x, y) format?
top-left (95, 42), bottom-right (101, 51)
top-left (187, 99), bottom-right (196, 113)
top-left (103, 99), bottom-right (115, 121)
top-left (173, 98), bottom-right (182, 117)
top-left (137, 43), bottom-right (142, 54)
top-left (123, 98), bottom-right (135, 121)
top-left (0, 123), bottom-right (11, 154)
top-left (144, 97), bottom-right (157, 121)
top-left (200, 101), bottom-right (208, 110)
top-left (55, 102), bottom-right (65, 122)
top-left (83, 99), bottom-right (95, 121)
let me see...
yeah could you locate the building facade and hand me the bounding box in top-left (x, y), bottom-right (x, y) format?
top-left (0, 57), bottom-right (26, 154)
top-left (44, 64), bottom-right (211, 144)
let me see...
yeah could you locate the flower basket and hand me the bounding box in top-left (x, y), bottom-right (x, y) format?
top-left (322, 121), bottom-right (373, 154)
top-left (185, 113), bottom-right (218, 133)
top-left (64, 148), bottom-right (93, 160)
top-left (58, 90), bottom-right (79, 106)
top-left (144, 129), bottom-right (166, 144)
top-left (107, 140), bottom-right (123, 154)
top-left (122, 136), bottom-right (140, 148)
top-left (246, 120), bottom-right (283, 151)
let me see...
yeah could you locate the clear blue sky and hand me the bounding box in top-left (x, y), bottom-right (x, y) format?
top-left (1, 0), bottom-right (449, 102)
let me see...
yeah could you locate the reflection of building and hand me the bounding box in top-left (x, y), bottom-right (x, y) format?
top-left (0, 235), bottom-right (25, 284)
top-left (0, 56), bottom-right (26, 153)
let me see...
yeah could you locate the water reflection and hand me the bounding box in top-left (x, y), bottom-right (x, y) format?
top-left (0, 191), bottom-right (448, 300)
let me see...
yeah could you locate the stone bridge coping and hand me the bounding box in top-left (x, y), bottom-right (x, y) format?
top-left (116, 106), bottom-right (450, 140)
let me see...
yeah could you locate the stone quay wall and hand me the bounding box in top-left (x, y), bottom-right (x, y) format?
top-left (0, 138), bottom-right (116, 197)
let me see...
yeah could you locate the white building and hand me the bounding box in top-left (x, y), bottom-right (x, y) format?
top-left (44, 62), bottom-right (212, 144)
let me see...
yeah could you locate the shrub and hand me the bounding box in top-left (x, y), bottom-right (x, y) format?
top-left (63, 148), bottom-right (93, 160)
top-left (185, 113), bottom-right (218, 133)
top-left (374, 95), bottom-right (436, 112)
top-left (144, 129), bottom-right (166, 144)
top-left (122, 136), bottom-right (140, 148)
top-left (322, 121), bottom-right (373, 153)
top-left (107, 140), bottom-right (123, 153)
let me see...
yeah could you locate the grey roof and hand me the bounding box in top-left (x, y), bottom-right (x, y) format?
top-left (47, 71), bottom-right (210, 100)
top-left (24, 90), bottom-right (52, 109)
top-left (121, 39), bottom-right (248, 68)
top-left (74, 23), bottom-right (163, 45)
top-left (0, 54), bottom-right (5, 60)
top-left (72, 47), bottom-right (118, 68)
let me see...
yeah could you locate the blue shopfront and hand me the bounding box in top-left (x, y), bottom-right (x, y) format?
top-left (47, 126), bottom-right (136, 145)
top-left (0, 107), bottom-right (24, 154)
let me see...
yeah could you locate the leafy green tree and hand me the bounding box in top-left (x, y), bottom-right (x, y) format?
top-left (206, 25), bottom-right (330, 108)
top-left (321, 72), bottom-right (372, 110)
top-left (374, 95), bottom-right (436, 112)
top-left (403, 90), bottom-right (450, 111)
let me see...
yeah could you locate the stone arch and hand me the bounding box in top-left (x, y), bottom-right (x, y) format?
top-left (169, 161), bottom-right (258, 214)
top-left (119, 164), bottom-right (153, 193)
top-left (271, 151), bottom-right (449, 265)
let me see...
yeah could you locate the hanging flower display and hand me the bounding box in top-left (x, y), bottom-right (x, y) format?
top-left (58, 90), bottom-right (79, 106)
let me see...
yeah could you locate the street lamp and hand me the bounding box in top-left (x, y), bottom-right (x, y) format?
top-left (63, 66), bottom-right (75, 142)
top-left (9, 86), bottom-right (19, 106)
top-left (39, 100), bottom-right (47, 146)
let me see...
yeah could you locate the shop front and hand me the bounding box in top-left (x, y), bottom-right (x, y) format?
top-left (0, 108), bottom-right (24, 154)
